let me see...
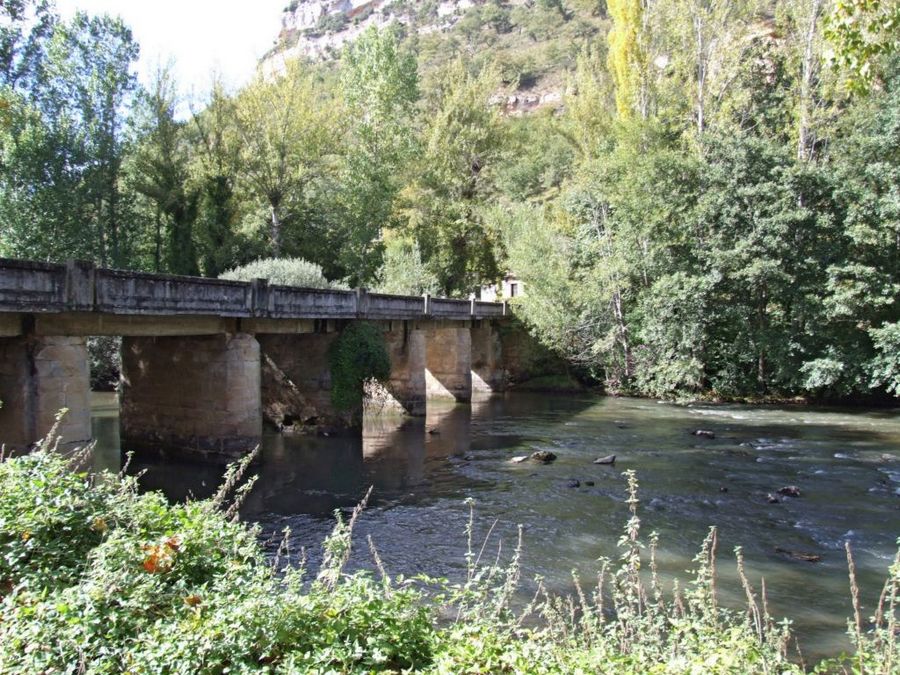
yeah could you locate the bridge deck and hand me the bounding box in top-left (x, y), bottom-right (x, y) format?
top-left (0, 258), bottom-right (507, 328)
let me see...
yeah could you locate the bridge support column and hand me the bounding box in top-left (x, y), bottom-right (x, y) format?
top-left (0, 335), bottom-right (92, 450)
top-left (470, 322), bottom-right (507, 393)
top-left (424, 327), bottom-right (472, 402)
top-left (373, 322), bottom-right (426, 416)
top-left (120, 333), bottom-right (261, 461)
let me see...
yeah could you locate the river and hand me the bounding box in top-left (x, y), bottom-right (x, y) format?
top-left (90, 391), bottom-right (900, 662)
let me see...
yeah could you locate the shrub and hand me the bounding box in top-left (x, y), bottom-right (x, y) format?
top-left (219, 257), bottom-right (339, 289)
top-left (374, 240), bottom-right (440, 296)
top-left (328, 321), bottom-right (391, 413)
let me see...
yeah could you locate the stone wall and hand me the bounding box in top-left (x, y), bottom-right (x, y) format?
top-left (0, 335), bottom-right (91, 449)
top-left (496, 319), bottom-right (574, 389)
top-left (120, 333), bottom-right (261, 461)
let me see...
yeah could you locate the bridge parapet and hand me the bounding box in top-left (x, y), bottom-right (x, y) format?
top-left (95, 268), bottom-right (253, 316)
top-left (429, 297), bottom-right (473, 320)
top-left (367, 292), bottom-right (426, 320)
top-left (266, 284), bottom-right (357, 319)
top-left (0, 258), bottom-right (507, 322)
top-left (0, 258), bottom-right (68, 312)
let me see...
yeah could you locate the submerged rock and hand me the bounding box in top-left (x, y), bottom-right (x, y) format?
top-left (693, 429), bottom-right (716, 439)
top-left (777, 485), bottom-right (801, 498)
top-left (767, 493), bottom-right (781, 504)
top-left (775, 546), bottom-right (822, 563)
top-left (530, 450), bottom-right (557, 464)
top-left (565, 479), bottom-right (580, 488)
top-left (593, 454), bottom-right (616, 465)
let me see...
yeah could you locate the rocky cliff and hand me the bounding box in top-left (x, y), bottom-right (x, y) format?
top-left (265, 0), bottom-right (603, 115)
top-left (274, 0), bottom-right (484, 61)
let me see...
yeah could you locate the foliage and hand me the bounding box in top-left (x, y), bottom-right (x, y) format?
top-left (870, 321), bottom-right (900, 395)
top-left (328, 321), bottom-right (392, 413)
top-left (396, 58), bottom-right (505, 295)
top-left (219, 257), bottom-right (337, 289)
top-left (607, 0), bottom-right (645, 118)
top-left (374, 238), bottom-right (440, 296)
top-left (231, 60), bottom-right (338, 257)
top-left (334, 26), bottom-right (420, 285)
top-left (1, 449), bottom-right (897, 672)
top-left (88, 336), bottom-right (122, 392)
top-left (825, 0), bottom-right (900, 93)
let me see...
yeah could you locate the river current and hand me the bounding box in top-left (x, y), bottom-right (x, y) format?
top-left (90, 392), bottom-right (900, 661)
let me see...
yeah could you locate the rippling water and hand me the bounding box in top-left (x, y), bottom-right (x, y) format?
top-left (90, 392), bottom-right (900, 661)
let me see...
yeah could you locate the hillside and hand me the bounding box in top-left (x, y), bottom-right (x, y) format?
top-left (267, 0), bottom-right (611, 114)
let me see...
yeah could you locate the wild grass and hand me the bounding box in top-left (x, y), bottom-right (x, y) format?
top-left (0, 431), bottom-right (897, 673)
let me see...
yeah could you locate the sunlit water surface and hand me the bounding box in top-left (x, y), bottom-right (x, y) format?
top-left (90, 392), bottom-right (900, 661)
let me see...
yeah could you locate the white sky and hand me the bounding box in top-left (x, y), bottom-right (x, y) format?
top-left (56, 1), bottom-right (287, 99)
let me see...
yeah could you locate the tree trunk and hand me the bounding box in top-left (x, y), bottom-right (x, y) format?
top-left (797, 0), bottom-right (824, 162)
top-left (269, 201), bottom-right (282, 257)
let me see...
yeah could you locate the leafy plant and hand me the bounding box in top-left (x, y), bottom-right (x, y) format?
top-left (220, 256), bottom-right (339, 289)
top-left (328, 321), bottom-right (391, 413)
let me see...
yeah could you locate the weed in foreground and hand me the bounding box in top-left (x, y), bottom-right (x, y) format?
top-left (0, 437), bottom-right (897, 673)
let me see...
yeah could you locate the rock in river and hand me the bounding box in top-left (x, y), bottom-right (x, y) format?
top-left (530, 450), bottom-right (557, 464)
top-left (693, 429), bottom-right (716, 439)
top-left (593, 454), bottom-right (616, 465)
top-left (777, 485), bottom-right (801, 498)
top-left (510, 455), bottom-right (528, 464)
top-left (565, 479), bottom-right (581, 488)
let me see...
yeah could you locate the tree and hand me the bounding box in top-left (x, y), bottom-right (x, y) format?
top-left (335, 26), bottom-right (419, 284)
top-left (398, 59), bottom-right (504, 294)
top-left (128, 66), bottom-right (198, 274)
top-left (232, 61), bottom-right (337, 257)
top-left (606, 0), bottom-right (648, 118)
top-left (188, 81), bottom-right (245, 277)
top-left (0, 0), bottom-right (55, 92)
top-left (42, 12), bottom-right (140, 267)
top-left (0, 11), bottom-right (139, 267)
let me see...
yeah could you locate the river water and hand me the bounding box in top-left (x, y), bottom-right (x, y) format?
top-left (90, 392), bottom-right (900, 661)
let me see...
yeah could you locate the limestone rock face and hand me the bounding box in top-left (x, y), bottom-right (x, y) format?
top-left (266, 0), bottom-right (564, 115)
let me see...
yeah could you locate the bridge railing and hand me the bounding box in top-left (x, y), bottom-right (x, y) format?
top-left (96, 268), bottom-right (254, 316)
top-left (267, 284), bottom-right (358, 319)
top-left (0, 258), bottom-right (509, 322)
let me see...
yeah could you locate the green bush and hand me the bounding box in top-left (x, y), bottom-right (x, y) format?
top-left (328, 321), bottom-right (391, 413)
top-left (219, 257), bottom-right (341, 289)
top-left (0, 444), bottom-right (897, 673)
top-left (374, 240), bottom-right (440, 296)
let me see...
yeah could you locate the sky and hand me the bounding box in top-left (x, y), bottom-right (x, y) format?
top-left (55, 0), bottom-right (288, 98)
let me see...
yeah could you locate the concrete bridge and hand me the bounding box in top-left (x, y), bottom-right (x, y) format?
top-left (0, 258), bottom-right (530, 461)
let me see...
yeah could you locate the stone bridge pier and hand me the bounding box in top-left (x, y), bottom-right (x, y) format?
top-left (120, 333), bottom-right (261, 461)
top-left (381, 321), bottom-right (426, 415)
top-left (424, 326), bottom-right (472, 402)
top-left (0, 334), bottom-right (92, 450)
